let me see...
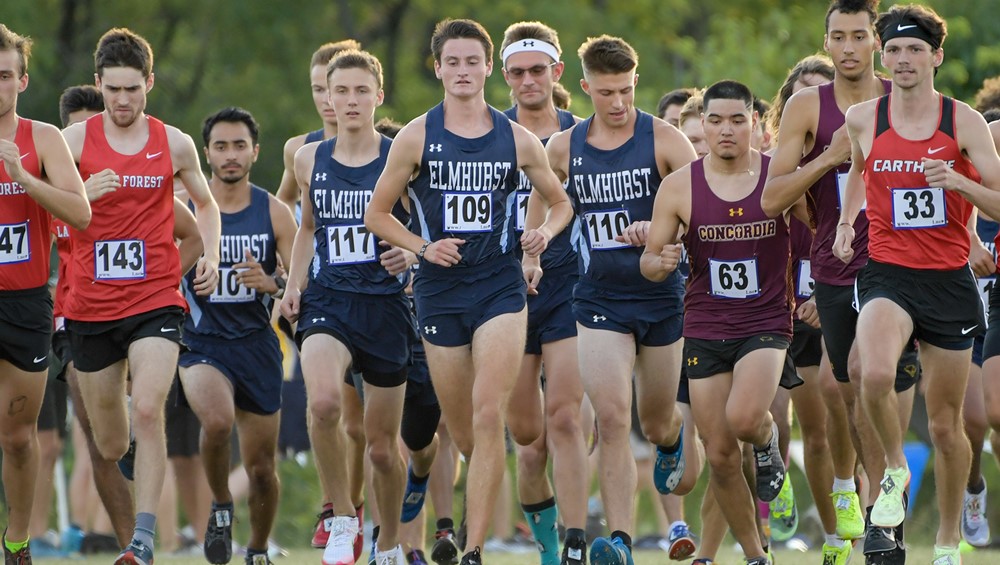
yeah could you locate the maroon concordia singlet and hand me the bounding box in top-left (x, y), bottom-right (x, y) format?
top-left (683, 155), bottom-right (793, 340)
top-left (864, 94), bottom-right (975, 270)
top-left (803, 79), bottom-right (892, 285)
top-left (790, 217), bottom-right (814, 312)
top-left (0, 118), bottom-right (51, 291)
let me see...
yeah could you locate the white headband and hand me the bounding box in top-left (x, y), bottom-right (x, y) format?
top-left (501, 39), bottom-right (560, 67)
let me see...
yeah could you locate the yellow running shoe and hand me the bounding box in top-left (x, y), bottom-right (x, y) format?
top-left (871, 467), bottom-right (910, 528)
top-left (830, 490), bottom-right (865, 540)
top-left (821, 541), bottom-right (851, 565)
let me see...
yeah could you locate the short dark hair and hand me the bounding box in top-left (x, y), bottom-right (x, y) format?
top-left (657, 88), bottom-right (698, 120)
top-left (983, 108), bottom-right (1000, 124)
top-left (431, 19), bottom-right (493, 63)
top-left (311, 39), bottom-right (362, 69)
top-left (702, 80), bottom-right (754, 113)
top-left (974, 76), bottom-right (1000, 113)
top-left (825, 0), bottom-right (880, 32)
top-left (578, 35), bottom-right (638, 76)
top-left (202, 106), bottom-right (260, 146)
top-left (59, 85), bottom-right (104, 127)
top-left (375, 117), bottom-right (403, 139)
top-left (94, 28), bottom-right (153, 78)
top-left (876, 4), bottom-right (947, 50)
top-left (0, 24), bottom-right (32, 77)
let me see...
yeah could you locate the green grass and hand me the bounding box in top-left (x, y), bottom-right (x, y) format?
top-left (29, 546), bottom-right (1000, 564)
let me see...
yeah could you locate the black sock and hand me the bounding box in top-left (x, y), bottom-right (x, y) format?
top-left (565, 528), bottom-right (586, 546)
top-left (610, 530), bottom-right (631, 549)
top-left (410, 467), bottom-right (430, 484)
top-left (658, 434), bottom-right (682, 454)
top-left (437, 518), bottom-right (454, 532)
top-left (371, 525), bottom-right (380, 543)
top-left (969, 477), bottom-right (986, 495)
top-left (521, 497), bottom-right (557, 513)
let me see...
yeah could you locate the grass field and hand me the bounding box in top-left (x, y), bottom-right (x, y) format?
top-left (29, 546), bottom-right (1000, 564)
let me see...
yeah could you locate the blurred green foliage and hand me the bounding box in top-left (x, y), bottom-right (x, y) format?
top-left (6, 0), bottom-right (1000, 191)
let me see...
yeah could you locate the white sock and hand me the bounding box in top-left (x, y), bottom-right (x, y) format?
top-left (832, 477), bottom-right (855, 493)
top-left (824, 534), bottom-right (845, 548)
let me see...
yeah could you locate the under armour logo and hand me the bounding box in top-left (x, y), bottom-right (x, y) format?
top-left (687, 357), bottom-right (698, 366)
top-left (769, 472), bottom-right (784, 491)
top-left (312, 317), bottom-right (326, 323)
top-left (729, 208), bottom-right (743, 217)
top-left (904, 364), bottom-right (917, 378)
top-left (424, 325), bottom-right (438, 334)
top-left (759, 335), bottom-right (774, 342)
top-left (404, 492), bottom-right (424, 504)
top-left (523, 40), bottom-right (535, 47)
top-left (572, 157), bottom-right (583, 166)
top-left (315, 172), bottom-right (327, 182)
top-left (592, 315), bottom-right (606, 322)
top-left (429, 144), bottom-right (443, 152)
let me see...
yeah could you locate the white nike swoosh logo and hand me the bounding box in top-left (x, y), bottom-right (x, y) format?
top-left (897, 24), bottom-right (917, 31)
top-left (962, 326), bottom-right (978, 335)
top-left (19, 153), bottom-right (30, 160)
top-left (160, 327), bottom-right (177, 333)
top-left (33, 355), bottom-right (47, 363)
top-left (928, 146), bottom-right (946, 154)
top-left (146, 152), bottom-right (162, 159)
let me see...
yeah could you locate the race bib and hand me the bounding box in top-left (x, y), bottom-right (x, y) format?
top-left (210, 267), bottom-right (256, 303)
top-left (978, 276), bottom-right (995, 328)
top-left (515, 193), bottom-right (529, 232)
top-left (585, 209), bottom-right (631, 251)
top-left (796, 258), bottom-right (814, 299)
top-left (443, 193), bottom-right (492, 232)
top-left (94, 240), bottom-right (145, 280)
top-left (836, 172), bottom-right (866, 211)
top-left (326, 224), bottom-right (375, 265)
top-left (891, 187), bottom-right (946, 229)
top-left (709, 258), bottom-right (760, 299)
top-left (0, 222), bottom-right (29, 264)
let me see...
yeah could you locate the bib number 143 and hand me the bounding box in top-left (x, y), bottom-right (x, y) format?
top-left (95, 240), bottom-right (145, 280)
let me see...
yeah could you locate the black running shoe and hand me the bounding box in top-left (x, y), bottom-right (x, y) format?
top-left (431, 529), bottom-right (459, 565)
top-left (204, 505), bottom-right (234, 564)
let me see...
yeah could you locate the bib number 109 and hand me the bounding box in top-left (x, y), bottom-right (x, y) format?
top-left (444, 193), bottom-right (492, 232)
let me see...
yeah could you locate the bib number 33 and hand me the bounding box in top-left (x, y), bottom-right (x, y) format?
top-left (891, 187), bottom-right (946, 229)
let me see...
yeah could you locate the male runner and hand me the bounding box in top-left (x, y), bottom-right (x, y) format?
top-left (61, 27), bottom-right (221, 565)
top-left (544, 34), bottom-right (697, 565)
top-left (761, 1), bottom-right (920, 561)
top-left (0, 23), bottom-right (90, 564)
top-left (365, 18), bottom-right (573, 565)
top-left (498, 20), bottom-right (589, 565)
top-left (643, 78), bottom-right (789, 565)
top-left (836, 5), bottom-right (1000, 563)
top-left (177, 106), bottom-right (295, 565)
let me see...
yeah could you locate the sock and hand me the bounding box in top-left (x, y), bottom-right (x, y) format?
top-left (610, 530), bottom-right (631, 550)
top-left (657, 433), bottom-right (682, 454)
top-left (3, 537), bottom-right (28, 554)
top-left (758, 500), bottom-right (770, 519)
top-left (565, 527), bottom-right (586, 546)
top-left (436, 518), bottom-right (454, 532)
top-left (824, 533), bottom-right (845, 548)
top-left (969, 477), bottom-right (986, 495)
top-left (134, 512), bottom-right (156, 549)
top-left (832, 477), bottom-right (855, 493)
top-left (522, 498), bottom-right (559, 565)
top-left (245, 546), bottom-right (267, 557)
top-left (372, 525), bottom-right (380, 544)
top-left (410, 467), bottom-right (430, 484)
top-left (213, 501), bottom-right (235, 512)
